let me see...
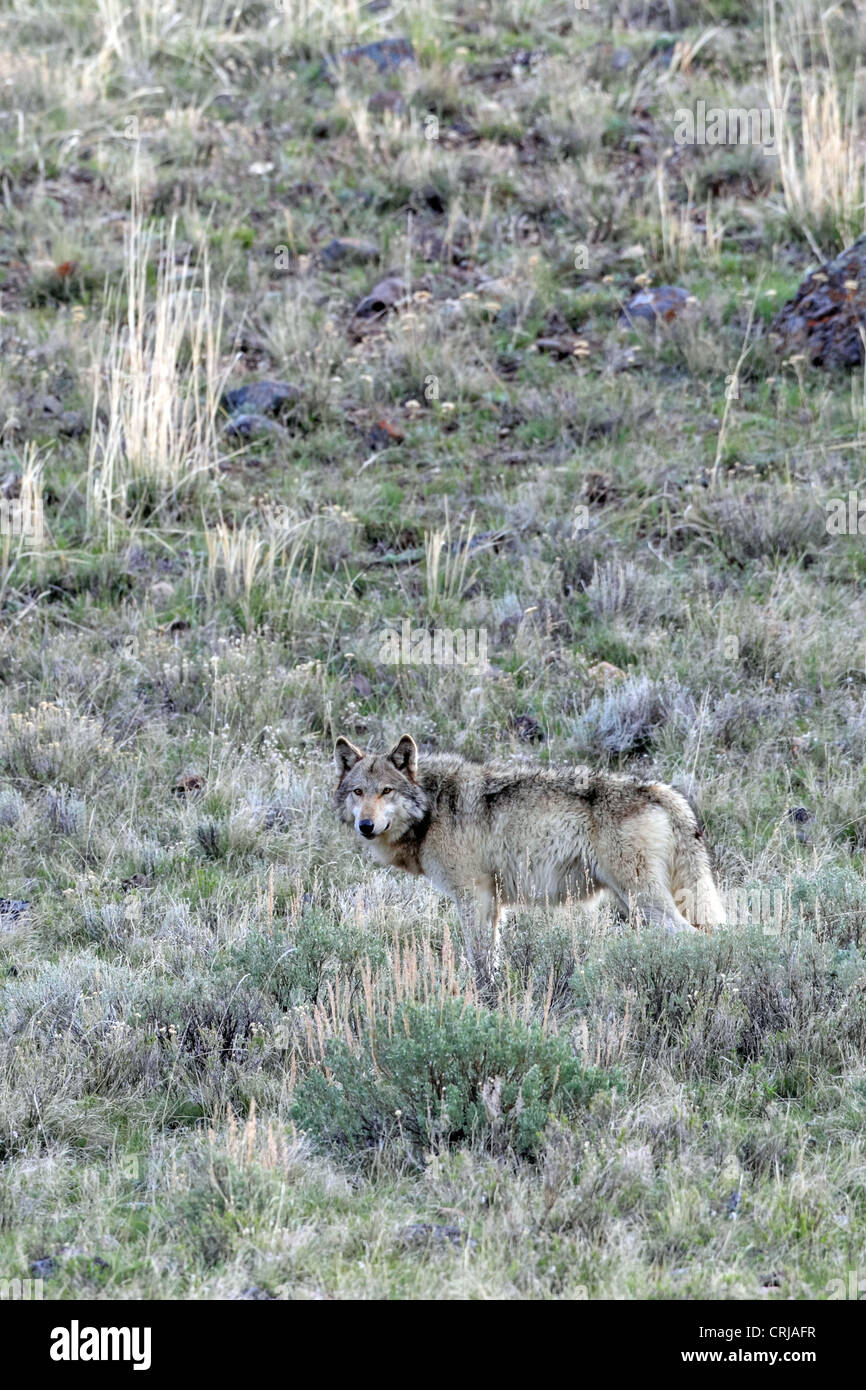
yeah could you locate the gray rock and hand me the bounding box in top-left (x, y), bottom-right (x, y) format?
top-left (787, 806), bottom-right (813, 844)
top-left (327, 37), bottom-right (416, 75)
top-left (222, 413), bottom-right (284, 441)
top-left (57, 410), bottom-right (88, 436)
top-left (222, 380), bottom-right (300, 417)
top-left (400, 1223), bottom-right (477, 1252)
top-left (321, 237), bottom-right (380, 267)
top-left (619, 284), bottom-right (695, 327)
top-left (368, 90), bottom-right (406, 115)
top-left (355, 275), bottom-right (405, 317)
top-left (0, 899), bottom-right (30, 926)
top-left (772, 234), bottom-right (866, 367)
top-left (511, 713), bottom-right (545, 743)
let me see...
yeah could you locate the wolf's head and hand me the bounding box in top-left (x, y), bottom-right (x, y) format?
top-left (333, 734), bottom-right (427, 843)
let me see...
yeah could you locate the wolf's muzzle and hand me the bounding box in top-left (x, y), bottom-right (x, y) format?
top-left (358, 819), bottom-right (376, 838)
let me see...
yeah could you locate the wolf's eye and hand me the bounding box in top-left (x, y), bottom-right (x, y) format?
top-left (353, 788), bottom-right (362, 797)
top-left (381, 787), bottom-right (392, 796)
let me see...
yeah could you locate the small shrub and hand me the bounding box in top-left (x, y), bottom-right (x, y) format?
top-left (503, 912), bottom-right (581, 1015)
top-left (787, 868), bottom-right (866, 948)
top-left (591, 930), bottom-right (736, 1056)
top-left (734, 935), bottom-right (866, 1066)
top-left (196, 818), bottom-right (228, 860)
top-left (585, 559), bottom-right (643, 620)
top-left (220, 910), bottom-right (388, 1008)
top-left (572, 675), bottom-right (695, 754)
top-left (0, 787), bottom-right (24, 826)
top-left (42, 786), bottom-right (85, 835)
top-left (0, 703), bottom-right (116, 792)
top-left (293, 999), bottom-right (616, 1159)
top-left (588, 926), bottom-right (866, 1081)
top-left (709, 693), bottom-right (780, 751)
top-left (691, 488), bottom-right (827, 567)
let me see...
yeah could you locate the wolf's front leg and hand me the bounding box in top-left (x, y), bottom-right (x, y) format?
top-left (454, 884), bottom-right (501, 996)
top-left (611, 887), bottom-right (697, 934)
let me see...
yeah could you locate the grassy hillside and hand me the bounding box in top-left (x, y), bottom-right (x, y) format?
top-left (2, 0), bottom-right (866, 1299)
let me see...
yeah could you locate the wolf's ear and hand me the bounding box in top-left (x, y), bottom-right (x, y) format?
top-left (387, 733), bottom-right (417, 778)
top-left (334, 736), bottom-right (363, 778)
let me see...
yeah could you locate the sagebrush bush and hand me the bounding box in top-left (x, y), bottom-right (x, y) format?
top-left (580, 928), bottom-right (866, 1082)
top-left (786, 867), bottom-right (866, 948)
top-left (5, 0), bottom-right (866, 1302)
top-left (580, 930), bottom-right (736, 1057)
top-left (220, 910), bottom-right (389, 1009)
top-left (293, 999), bottom-right (617, 1159)
top-left (708, 692), bottom-right (786, 751)
top-left (735, 935), bottom-right (866, 1068)
top-left (0, 703), bottom-right (118, 792)
top-left (0, 787), bottom-right (24, 826)
top-left (572, 676), bottom-right (695, 755)
top-left (585, 559), bottom-right (644, 620)
top-left (690, 488), bottom-right (828, 566)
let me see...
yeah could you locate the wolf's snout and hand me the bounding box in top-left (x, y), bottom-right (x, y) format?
top-left (358, 819), bottom-right (376, 838)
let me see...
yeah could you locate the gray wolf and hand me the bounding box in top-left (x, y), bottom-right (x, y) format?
top-left (333, 734), bottom-right (726, 989)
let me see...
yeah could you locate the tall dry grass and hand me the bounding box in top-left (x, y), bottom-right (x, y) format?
top-left (424, 505), bottom-right (479, 613)
top-left (765, 0), bottom-right (866, 249)
top-left (0, 442), bottom-right (46, 610)
top-left (87, 196), bottom-right (228, 543)
top-left (204, 511), bottom-right (320, 629)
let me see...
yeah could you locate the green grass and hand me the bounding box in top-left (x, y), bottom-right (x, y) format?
top-left (1, 0), bottom-right (866, 1300)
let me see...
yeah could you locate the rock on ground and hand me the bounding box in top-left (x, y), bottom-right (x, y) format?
top-left (222, 380), bottom-right (300, 417)
top-left (326, 37), bottom-right (416, 76)
top-left (619, 284), bottom-right (696, 327)
top-left (320, 238), bottom-right (381, 267)
top-left (772, 234), bottom-right (866, 368)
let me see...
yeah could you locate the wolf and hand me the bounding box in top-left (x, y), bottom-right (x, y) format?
top-left (333, 734), bottom-right (726, 988)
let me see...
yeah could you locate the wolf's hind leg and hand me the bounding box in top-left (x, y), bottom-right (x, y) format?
top-left (674, 875), bottom-right (727, 930)
top-left (455, 884), bottom-right (501, 994)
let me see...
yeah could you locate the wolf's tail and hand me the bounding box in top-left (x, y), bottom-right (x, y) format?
top-left (661, 786), bottom-right (726, 930)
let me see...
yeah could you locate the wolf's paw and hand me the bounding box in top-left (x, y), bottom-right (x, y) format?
top-left (662, 917), bottom-right (698, 934)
